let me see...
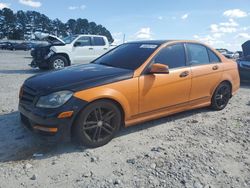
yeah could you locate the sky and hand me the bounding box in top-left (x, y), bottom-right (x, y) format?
top-left (0, 0), bottom-right (250, 51)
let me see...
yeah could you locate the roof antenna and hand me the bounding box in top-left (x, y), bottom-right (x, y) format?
top-left (123, 34), bottom-right (126, 44)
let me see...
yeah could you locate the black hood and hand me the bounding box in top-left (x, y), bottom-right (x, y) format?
top-left (24, 64), bottom-right (133, 94)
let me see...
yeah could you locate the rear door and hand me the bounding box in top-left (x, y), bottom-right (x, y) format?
top-left (92, 36), bottom-right (109, 57)
top-left (139, 43), bottom-right (192, 113)
top-left (186, 43), bottom-right (223, 101)
top-left (72, 36), bottom-right (95, 64)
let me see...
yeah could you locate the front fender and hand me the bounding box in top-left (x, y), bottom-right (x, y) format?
top-left (51, 46), bottom-right (72, 58)
top-left (73, 78), bottom-right (139, 121)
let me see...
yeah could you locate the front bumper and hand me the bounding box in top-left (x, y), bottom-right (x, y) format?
top-left (19, 97), bottom-right (88, 141)
top-left (30, 59), bottom-right (49, 68)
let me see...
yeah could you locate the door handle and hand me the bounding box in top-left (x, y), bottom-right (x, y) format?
top-left (103, 48), bottom-right (108, 50)
top-left (180, 71), bottom-right (189, 78)
top-left (212, 65), bottom-right (219, 70)
top-left (89, 48), bottom-right (94, 50)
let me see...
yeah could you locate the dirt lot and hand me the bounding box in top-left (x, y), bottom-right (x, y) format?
top-left (0, 50), bottom-right (249, 188)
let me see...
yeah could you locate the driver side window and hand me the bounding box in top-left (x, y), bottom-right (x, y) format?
top-left (75, 36), bottom-right (91, 46)
top-left (153, 43), bottom-right (186, 69)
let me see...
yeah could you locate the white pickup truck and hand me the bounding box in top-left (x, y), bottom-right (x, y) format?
top-left (30, 34), bottom-right (111, 70)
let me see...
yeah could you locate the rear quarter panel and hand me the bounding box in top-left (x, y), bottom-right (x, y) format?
top-left (220, 58), bottom-right (240, 95)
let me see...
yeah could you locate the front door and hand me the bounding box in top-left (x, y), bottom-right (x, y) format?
top-left (139, 43), bottom-right (192, 113)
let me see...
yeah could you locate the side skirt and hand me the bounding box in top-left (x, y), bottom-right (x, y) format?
top-left (125, 97), bottom-right (211, 127)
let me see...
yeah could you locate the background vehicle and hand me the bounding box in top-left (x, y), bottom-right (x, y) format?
top-left (0, 41), bottom-right (36, 51)
top-left (0, 42), bottom-right (16, 50)
top-left (0, 42), bottom-right (8, 49)
top-left (237, 60), bottom-right (250, 80)
top-left (216, 48), bottom-right (239, 59)
top-left (12, 42), bottom-right (34, 51)
top-left (237, 40), bottom-right (250, 81)
top-left (19, 40), bottom-right (240, 148)
top-left (30, 33), bottom-right (111, 70)
top-left (236, 51), bottom-right (243, 59)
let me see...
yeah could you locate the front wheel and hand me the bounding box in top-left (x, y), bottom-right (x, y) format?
top-left (211, 82), bottom-right (231, 110)
top-left (49, 55), bottom-right (69, 70)
top-left (72, 100), bottom-right (122, 148)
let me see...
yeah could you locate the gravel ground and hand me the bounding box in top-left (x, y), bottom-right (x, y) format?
top-left (0, 50), bottom-right (249, 188)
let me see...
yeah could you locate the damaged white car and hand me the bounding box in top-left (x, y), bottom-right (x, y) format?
top-left (30, 33), bottom-right (111, 70)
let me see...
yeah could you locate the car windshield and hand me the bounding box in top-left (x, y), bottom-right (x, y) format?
top-left (62, 35), bottom-right (78, 44)
top-left (93, 43), bottom-right (160, 70)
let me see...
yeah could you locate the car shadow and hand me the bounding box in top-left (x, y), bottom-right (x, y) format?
top-left (0, 108), bottom-right (210, 163)
top-left (0, 112), bottom-right (49, 162)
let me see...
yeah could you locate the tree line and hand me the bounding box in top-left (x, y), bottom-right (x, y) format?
top-left (0, 8), bottom-right (114, 43)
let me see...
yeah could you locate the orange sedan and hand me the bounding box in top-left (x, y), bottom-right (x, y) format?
top-left (19, 40), bottom-right (240, 147)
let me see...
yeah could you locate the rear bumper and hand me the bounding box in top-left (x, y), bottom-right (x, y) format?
top-left (19, 97), bottom-right (88, 141)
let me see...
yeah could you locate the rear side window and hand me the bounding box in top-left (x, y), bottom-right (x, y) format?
top-left (207, 48), bottom-right (221, 63)
top-left (93, 37), bottom-right (105, 46)
top-left (186, 44), bottom-right (210, 65)
top-left (153, 44), bottom-right (186, 69)
top-left (76, 36), bottom-right (91, 46)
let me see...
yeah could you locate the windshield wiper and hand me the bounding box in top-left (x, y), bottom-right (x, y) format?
top-left (98, 62), bottom-right (116, 68)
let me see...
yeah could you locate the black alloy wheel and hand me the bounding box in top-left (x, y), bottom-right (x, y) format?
top-left (211, 82), bottom-right (231, 110)
top-left (73, 100), bottom-right (122, 148)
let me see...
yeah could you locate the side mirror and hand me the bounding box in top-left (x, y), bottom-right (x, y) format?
top-left (74, 42), bottom-right (81, 47)
top-left (149, 63), bottom-right (169, 74)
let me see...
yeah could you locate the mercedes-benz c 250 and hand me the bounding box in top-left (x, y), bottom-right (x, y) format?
top-left (19, 40), bottom-right (240, 147)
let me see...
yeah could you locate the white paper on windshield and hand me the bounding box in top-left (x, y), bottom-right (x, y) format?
top-left (140, 44), bottom-right (158, 49)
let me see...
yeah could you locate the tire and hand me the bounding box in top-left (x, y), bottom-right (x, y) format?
top-left (211, 82), bottom-right (231, 111)
top-left (49, 55), bottom-right (69, 70)
top-left (72, 100), bottom-right (122, 148)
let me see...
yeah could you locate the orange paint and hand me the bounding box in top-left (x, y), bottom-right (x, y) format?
top-left (74, 40), bottom-right (240, 127)
top-left (57, 111), bottom-right (74, 119)
top-left (33, 126), bottom-right (58, 133)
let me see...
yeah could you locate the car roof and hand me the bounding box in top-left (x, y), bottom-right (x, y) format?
top-left (126, 40), bottom-right (210, 46)
top-left (127, 40), bottom-right (171, 45)
top-left (77, 34), bottom-right (107, 38)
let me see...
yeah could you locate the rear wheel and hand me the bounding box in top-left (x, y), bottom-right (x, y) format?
top-left (49, 55), bottom-right (69, 70)
top-left (72, 100), bottom-right (122, 148)
top-left (211, 82), bottom-right (231, 110)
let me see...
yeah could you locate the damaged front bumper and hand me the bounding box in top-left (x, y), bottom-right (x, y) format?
top-left (29, 59), bottom-right (49, 68)
top-left (19, 97), bottom-right (88, 142)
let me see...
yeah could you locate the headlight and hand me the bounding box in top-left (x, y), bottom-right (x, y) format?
top-left (36, 91), bottom-right (73, 108)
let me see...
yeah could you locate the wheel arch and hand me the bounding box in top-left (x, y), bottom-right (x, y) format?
top-left (74, 86), bottom-right (132, 117)
top-left (52, 53), bottom-right (71, 65)
top-left (221, 80), bottom-right (232, 90)
top-left (211, 80), bottom-right (233, 98)
top-left (70, 97), bottom-right (126, 137)
top-left (89, 98), bottom-right (125, 125)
